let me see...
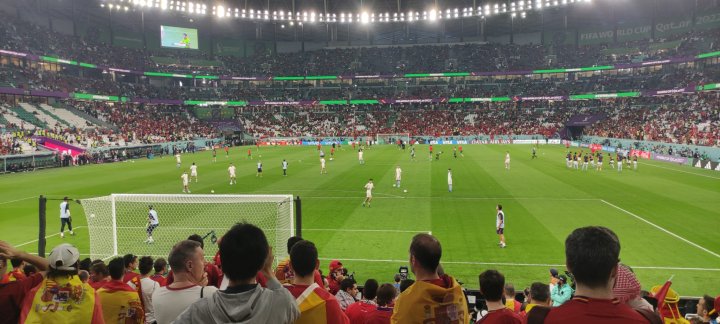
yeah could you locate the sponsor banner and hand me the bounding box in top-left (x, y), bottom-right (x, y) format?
top-left (547, 139), bottom-right (562, 145)
top-left (653, 153), bottom-right (688, 164)
top-left (221, 76), bottom-right (270, 81)
top-left (472, 70), bottom-right (533, 76)
top-left (381, 98), bottom-right (446, 104)
top-left (566, 114), bottom-right (606, 127)
top-left (469, 139), bottom-right (515, 144)
top-left (516, 96), bottom-right (566, 101)
top-left (643, 86), bottom-right (696, 96)
top-left (602, 146), bottom-right (617, 153)
top-left (691, 159), bottom-right (720, 171)
top-left (570, 141), bottom-right (580, 147)
top-left (301, 140), bottom-right (345, 146)
top-left (247, 101), bottom-right (317, 106)
top-left (616, 24), bottom-right (652, 42)
top-left (511, 140), bottom-right (547, 144)
top-left (629, 149), bottom-right (651, 159)
top-left (0, 49), bottom-right (29, 57)
top-left (429, 140), bottom-right (469, 145)
top-left (590, 144), bottom-right (603, 152)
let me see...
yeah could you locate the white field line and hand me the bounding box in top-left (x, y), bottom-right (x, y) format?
top-left (0, 196), bottom-right (36, 204)
top-left (639, 162), bottom-right (720, 180)
top-left (113, 226), bottom-right (429, 234)
top-left (302, 196), bottom-right (600, 201)
top-left (600, 200), bottom-right (720, 259)
top-left (317, 257), bottom-right (720, 271)
top-left (14, 226), bottom-right (86, 247)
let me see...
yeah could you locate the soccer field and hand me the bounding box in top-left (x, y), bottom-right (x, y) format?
top-left (1, 144), bottom-right (718, 296)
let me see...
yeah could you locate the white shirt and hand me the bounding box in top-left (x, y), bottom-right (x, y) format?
top-left (257, 162), bottom-right (262, 169)
top-left (181, 173), bottom-right (189, 185)
top-left (175, 154), bottom-right (181, 163)
top-left (365, 182), bottom-right (374, 196)
top-left (151, 285), bottom-right (218, 324)
top-left (128, 277), bottom-right (160, 324)
top-left (395, 168), bottom-right (402, 180)
top-left (228, 165), bottom-right (236, 176)
top-left (190, 165), bottom-right (197, 174)
top-left (447, 172), bottom-right (453, 185)
top-left (358, 151), bottom-right (364, 160)
top-left (60, 201), bottom-right (70, 219)
top-left (321, 158), bottom-right (326, 167)
top-left (505, 153), bottom-right (510, 162)
top-left (148, 210), bottom-right (159, 225)
top-left (497, 211), bottom-right (505, 228)
top-left (282, 161), bottom-right (288, 169)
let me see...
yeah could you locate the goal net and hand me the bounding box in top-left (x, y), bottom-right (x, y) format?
top-left (80, 194), bottom-right (295, 264)
top-left (376, 133), bottom-right (410, 145)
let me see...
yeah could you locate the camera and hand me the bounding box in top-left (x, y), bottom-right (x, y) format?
top-left (398, 266), bottom-right (409, 280)
top-left (340, 268), bottom-right (355, 281)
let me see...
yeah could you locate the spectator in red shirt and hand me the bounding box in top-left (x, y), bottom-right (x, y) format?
top-left (0, 240), bottom-right (49, 324)
top-left (520, 282), bottom-right (551, 318)
top-left (90, 262), bottom-right (111, 290)
top-left (476, 270), bottom-right (522, 324)
top-left (150, 257), bottom-right (168, 287)
top-left (345, 279), bottom-right (378, 324)
top-left (365, 283), bottom-right (397, 324)
top-left (504, 283), bottom-right (521, 314)
top-left (533, 226), bottom-right (658, 324)
top-left (328, 259), bottom-right (345, 295)
top-left (123, 253), bottom-right (140, 283)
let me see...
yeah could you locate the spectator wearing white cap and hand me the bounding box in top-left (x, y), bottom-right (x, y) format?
top-left (19, 243), bottom-right (105, 323)
top-left (0, 240), bottom-right (50, 324)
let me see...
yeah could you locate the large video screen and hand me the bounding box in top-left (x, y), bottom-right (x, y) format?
top-left (160, 25), bottom-right (199, 49)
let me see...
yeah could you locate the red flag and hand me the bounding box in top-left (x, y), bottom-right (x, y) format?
top-left (653, 278), bottom-right (672, 311)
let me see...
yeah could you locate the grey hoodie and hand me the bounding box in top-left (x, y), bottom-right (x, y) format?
top-left (172, 277), bottom-right (299, 324)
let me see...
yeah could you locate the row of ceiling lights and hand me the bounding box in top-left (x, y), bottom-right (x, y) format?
top-left (101, 0), bottom-right (590, 23)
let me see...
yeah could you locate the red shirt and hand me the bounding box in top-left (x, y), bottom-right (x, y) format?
top-left (476, 308), bottom-right (522, 324)
top-left (150, 274), bottom-right (167, 287)
top-left (123, 271), bottom-right (140, 284)
top-left (329, 277), bottom-right (341, 295)
top-left (543, 296), bottom-right (649, 324)
top-left (364, 306), bottom-right (393, 324)
top-left (345, 300), bottom-right (376, 324)
top-left (0, 273), bottom-right (44, 324)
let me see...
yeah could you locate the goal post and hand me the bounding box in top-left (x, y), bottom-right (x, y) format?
top-left (79, 194), bottom-right (296, 264)
top-left (376, 133), bottom-right (410, 145)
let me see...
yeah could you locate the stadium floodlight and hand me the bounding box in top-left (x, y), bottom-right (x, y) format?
top-left (361, 11), bottom-right (369, 24)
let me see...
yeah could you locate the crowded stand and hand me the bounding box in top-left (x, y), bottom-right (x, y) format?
top-left (2, 224), bottom-right (718, 324)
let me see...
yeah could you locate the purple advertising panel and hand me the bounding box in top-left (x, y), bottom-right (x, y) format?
top-left (518, 96), bottom-right (567, 101)
top-left (248, 101), bottom-right (302, 106)
top-left (0, 87), bottom-right (28, 95)
top-left (566, 113), bottom-right (607, 126)
top-left (30, 90), bottom-right (70, 98)
top-left (653, 153), bottom-right (688, 164)
top-left (643, 86), bottom-right (696, 96)
top-left (473, 70), bottom-right (533, 76)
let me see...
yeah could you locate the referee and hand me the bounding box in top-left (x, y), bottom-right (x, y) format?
top-left (60, 197), bottom-right (74, 238)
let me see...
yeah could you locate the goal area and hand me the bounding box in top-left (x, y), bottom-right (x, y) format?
top-left (78, 194), bottom-right (296, 263)
top-left (375, 133), bottom-right (410, 145)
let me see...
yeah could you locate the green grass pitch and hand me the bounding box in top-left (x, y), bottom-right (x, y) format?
top-left (1, 144), bottom-right (718, 296)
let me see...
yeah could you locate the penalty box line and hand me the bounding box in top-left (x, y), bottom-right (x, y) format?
top-left (317, 257), bottom-right (720, 272)
top-left (600, 199), bottom-right (720, 259)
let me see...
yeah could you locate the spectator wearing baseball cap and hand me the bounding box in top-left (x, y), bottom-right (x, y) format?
top-left (328, 259), bottom-right (344, 295)
top-left (550, 274), bottom-right (574, 306)
top-left (19, 243), bottom-right (104, 323)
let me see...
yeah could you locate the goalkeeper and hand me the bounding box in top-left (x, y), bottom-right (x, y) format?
top-left (145, 205), bottom-right (160, 244)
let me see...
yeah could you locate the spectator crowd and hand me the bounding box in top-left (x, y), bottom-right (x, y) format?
top-left (2, 224), bottom-right (718, 324)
